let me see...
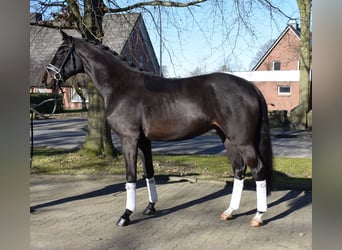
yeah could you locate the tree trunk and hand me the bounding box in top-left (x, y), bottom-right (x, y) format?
top-left (79, 80), bottom-right (118, 158)
top-left (68, 0), bottom-right (118, 158)
top-left (292, 0), bottom-right (312, 129)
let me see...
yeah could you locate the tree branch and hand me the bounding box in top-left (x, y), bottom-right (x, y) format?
top-left (30, 20), bottom-right (76, 29)
top-left (105, 0), bottom-right (207, 13)
top-left (259, 0), bottom-right (294, 20)
top-left (66, 0), bottom-right (82, 21)
top-left (36, 0), bottom-right (65, 8)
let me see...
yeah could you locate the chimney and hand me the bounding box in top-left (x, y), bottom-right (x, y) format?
top-left (30, 13), bottom-right (42, 24)
top-left (288, 19), bottom-right (299, 31)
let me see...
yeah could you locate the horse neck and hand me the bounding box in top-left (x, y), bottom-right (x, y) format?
top-left (75, 40), bottom-right (132, 103)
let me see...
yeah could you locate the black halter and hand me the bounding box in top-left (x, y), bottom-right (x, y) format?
top-left (46, 40), bottom-right (75, 85)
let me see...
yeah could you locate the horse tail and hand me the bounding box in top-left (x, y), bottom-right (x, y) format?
top-left (255, 87), bottom-right (274, 195)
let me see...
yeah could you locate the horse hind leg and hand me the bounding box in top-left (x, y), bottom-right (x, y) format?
top-left (138, 135), bottom-right (158, 216)
top-left (220, 142), bottom-right (247, 221)
top-left (239, 144), bottom-right (268, 227)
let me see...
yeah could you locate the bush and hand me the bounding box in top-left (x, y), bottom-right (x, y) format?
top-left (269, 110), bottom-right (290, 129)
top-left (30, 93), bottom-right (63, 114)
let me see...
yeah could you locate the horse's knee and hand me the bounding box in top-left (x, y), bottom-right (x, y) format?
top-left (238, 145), bottom-right (265, 181)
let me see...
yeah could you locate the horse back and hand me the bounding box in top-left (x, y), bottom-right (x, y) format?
top-left (139, 72), bottom-right (261, 141)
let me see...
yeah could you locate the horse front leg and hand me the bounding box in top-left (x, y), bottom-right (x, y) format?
top-left (116, 136), bottom-right (139, 227)
top-left (138, 135), bottom-right (158, 216)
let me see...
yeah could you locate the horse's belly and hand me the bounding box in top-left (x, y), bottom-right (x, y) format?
top-left (143, 118), bottom-right (211, 141)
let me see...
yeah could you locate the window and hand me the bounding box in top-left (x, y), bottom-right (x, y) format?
top-left (139, 56), bottom-right (145, 69)
top-left (34, 88), bottom-right (48, 93)
top-left (71, 88), bottom-right (89, 103)
top-left (277, 85), bottom-right (291, 95)
top-left (273, 61), bottom-right (281, 71)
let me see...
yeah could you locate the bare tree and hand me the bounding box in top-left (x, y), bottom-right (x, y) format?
top-left (190, 66), bottom-right (206, 76)
top-left (30, 0), bottom-right (311, 159)
top-left (249, 39), bottom-right (276, 70)
top-left (291, 0), bottom-right (312, 128)
top-left (30, 0), bottom-right (207, 159)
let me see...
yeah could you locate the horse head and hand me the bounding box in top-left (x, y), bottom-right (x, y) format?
top-left (45, 30), bottom-right (84, 89)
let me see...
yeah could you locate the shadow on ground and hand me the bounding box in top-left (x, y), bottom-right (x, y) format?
top-left (30, 175), bottom-right (311, 226)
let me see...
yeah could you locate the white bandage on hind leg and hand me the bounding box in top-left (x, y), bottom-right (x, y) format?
top-left (256, 180), bottom-right (267, 212)
top-left (228, 178), bottom-right (244, 211)
top-left (125, 182), bottom-right (136, 212)
top-left (146, 177), bottom-right (158, 203)
top-left (253, 211), bottom-right (264, 221)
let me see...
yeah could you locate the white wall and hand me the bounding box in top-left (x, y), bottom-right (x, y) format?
top-left (226, 70), bottom-right (300, 82)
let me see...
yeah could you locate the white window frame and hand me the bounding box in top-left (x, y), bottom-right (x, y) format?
top-left (71, 87), bottom-right (89, 103)
top-left (273, 61), bottom-right (281, 71)
top-left (277, 85), bottom-right (291, 96)
top-left (34, 88), bottom-right (48, 93)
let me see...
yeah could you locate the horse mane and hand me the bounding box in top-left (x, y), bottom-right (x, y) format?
top-left (82, 38), bottom-right (147, 73)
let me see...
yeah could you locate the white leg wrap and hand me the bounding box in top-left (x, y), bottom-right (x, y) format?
top-left (146, 177), bottom-right (158, 203)
top-left (253, 211), bottom-right (264, 221)
top-left (256, 180), bottom-right (267, 212)
top-left (228, 178), bottom-right (244, 211)
top-left (125, 183), bottom-right (136, 212)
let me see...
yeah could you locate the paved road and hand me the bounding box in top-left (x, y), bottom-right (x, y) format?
top-left (31, 118), bottom-right (312, 158)
top-left (30, 118), bottom-right (312, 249)
top-left (30, 175), bottom-right (312, 250)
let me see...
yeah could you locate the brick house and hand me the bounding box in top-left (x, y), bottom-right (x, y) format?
top-left (231, 20), bottom-right (304, 115)
top-left (30, 13), bottom-right (160, 110)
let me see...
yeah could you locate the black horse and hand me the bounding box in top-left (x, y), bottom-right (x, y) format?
top-left (45, 31), bottom-right (273, 227)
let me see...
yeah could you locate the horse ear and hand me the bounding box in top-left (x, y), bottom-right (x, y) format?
top-left (60, 30), bottom-right (71, 42)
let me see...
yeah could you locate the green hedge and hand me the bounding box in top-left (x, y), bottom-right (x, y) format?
top-left (30, 93), bottom-right (64, 114)
top-left (268, 110), bottom-right (290, 129)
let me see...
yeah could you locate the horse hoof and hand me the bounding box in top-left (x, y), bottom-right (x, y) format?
top-left (116, 217), bottom-right (131, 227)
top-left (142, 206), bottom-right (156, 216)
top-left (143, 202), bottom-right (156, 216)
top-left (250, 218), bottom-right (263, 227)
top-left (220, 213), bottom-right (233, 221)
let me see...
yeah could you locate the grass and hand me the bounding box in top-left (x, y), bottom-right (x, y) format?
top-left (31, 147), bottom-right (312, 190)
